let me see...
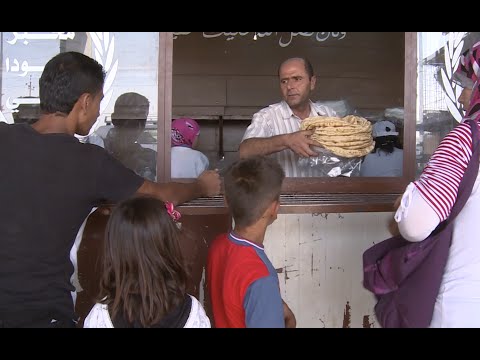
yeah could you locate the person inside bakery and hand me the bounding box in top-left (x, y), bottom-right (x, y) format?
top-left (359, 120), bottom-right (403, 177)
top-left (238, 57), bottom-right (337, 177)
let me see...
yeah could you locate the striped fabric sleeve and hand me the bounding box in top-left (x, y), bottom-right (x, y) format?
top-left (242, 111), bottom-right (272, 141)
top-left (414, 122), bottom-right (473, 222)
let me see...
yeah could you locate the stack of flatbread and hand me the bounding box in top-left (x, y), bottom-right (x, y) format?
top-left (300, 115), bottom-right (375, 158)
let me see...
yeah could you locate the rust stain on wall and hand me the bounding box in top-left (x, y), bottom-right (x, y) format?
top-left (284, 266), bottom-right (299, 281)
top-left (342, 301), bottom-right (351, 328)
top-left (363, 315), bottom-right (374, 328)
top-left (318, 318), bottom-right (326, 328)
top-left (312, 213), bottom-right (329, 219)
top-left (311, 253), bottom-right (314, 277)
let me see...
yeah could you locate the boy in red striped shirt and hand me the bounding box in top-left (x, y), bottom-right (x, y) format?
top-left (207, 155), bottom-right (296, 328)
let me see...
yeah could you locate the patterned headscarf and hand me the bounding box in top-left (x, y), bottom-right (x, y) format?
top-left (454, 41), bottom-right (480, 121)
top-left (453, 41), bottom-right (480, 90)
top-left (171, 118), bottom-right (200, 148)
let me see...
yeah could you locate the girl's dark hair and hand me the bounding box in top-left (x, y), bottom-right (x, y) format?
top-left (373, 135), bottom-right (403, 154)
top-left (97, 196), bottom-right (188, 327)
top-left (40, 51), bottom-right (105, 114)
top-left (224, 155), bottom-right (285, 228)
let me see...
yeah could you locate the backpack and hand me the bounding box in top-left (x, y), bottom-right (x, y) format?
top-left (362, 119), bottom-right (480, 328)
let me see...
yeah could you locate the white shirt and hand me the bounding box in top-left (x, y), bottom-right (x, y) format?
top-left (241, 100), bottom-right (337, 177)
top-left (171, 147), bottom-right (209, 178)
top-left (83, 295), bottom-right (211, 328)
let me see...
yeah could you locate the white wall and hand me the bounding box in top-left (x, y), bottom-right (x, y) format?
top-left (264, 212), bottom-right (393, 328)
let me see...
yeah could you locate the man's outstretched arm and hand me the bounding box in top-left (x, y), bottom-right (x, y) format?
top-left (136, 169), bottom-right (221, 206)
top-left (239, 130), bottom-right (320, 159)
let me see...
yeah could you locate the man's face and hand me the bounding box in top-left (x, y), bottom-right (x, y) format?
top-left (279, 59), bottom-right (316, 110)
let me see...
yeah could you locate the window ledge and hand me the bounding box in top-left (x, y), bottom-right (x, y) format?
top-left (178, 193), bottom-right (399, 215)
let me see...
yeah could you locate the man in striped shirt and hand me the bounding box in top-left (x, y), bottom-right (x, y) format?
top-left (239, 57), bottom-right (337, 177)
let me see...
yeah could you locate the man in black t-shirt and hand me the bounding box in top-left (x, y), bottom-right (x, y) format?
top-left (0, 51), bottom-right (220, 327)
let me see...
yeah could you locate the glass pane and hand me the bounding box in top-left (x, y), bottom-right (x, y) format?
top-left (416, 32), bottom-right (480, 176)
top-left (171, 32), bottom-right (405, 179)
top-left (1, 32), bottom-right (159, 181)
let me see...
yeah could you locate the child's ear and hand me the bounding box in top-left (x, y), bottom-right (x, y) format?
top-left (273, 200), bottom-right (280, 216)
top-left (272, 200), bottom-right (280, 219)
top-left (266, 199), bottom-right (280, 225)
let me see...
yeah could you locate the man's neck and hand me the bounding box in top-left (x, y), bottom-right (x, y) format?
top-left (291, 101), bottom-right (311, 120)
top-left (32, 113), bottom-right (75, 135)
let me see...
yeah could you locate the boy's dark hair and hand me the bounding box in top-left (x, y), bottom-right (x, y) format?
top-left (224, 156), bottom-right (285, 228)
top-left (98, 196), bottom-right (188, 328)
top-left (40, 51), bottom-right (105, 115)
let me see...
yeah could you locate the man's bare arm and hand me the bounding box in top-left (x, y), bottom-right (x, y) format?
top-left (135, 169), bottom-right (221, 206)
top-left (239, 130), bottom-right (321, 159)
top-left (239, 135), bottom-right (289, 158)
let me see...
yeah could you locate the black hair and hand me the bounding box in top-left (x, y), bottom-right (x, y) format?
top-left (39, 51), bottom-right (106, 115)
top-left (373, 135), bottom-right (403, 154)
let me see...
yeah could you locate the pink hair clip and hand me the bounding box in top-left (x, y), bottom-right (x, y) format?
top-left (164, 202), bottom-right (181, 222)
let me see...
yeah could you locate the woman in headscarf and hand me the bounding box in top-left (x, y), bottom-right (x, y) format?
top-left (392, 40), bottom-right (480, 327)
top-left (453, 41), bottom-right (480, 116)
top-left (171, 118), bottom-right (209, 178)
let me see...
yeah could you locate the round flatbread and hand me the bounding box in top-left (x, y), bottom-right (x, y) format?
top-left (322, 142), bottom-right (375, 158)
top-left (300, 115), bottom-right (374, 158)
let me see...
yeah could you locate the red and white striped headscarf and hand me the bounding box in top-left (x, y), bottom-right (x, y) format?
top-left (454, 41), bottom-right (480, 121)
top-left (453, 41), bottom-right (480, 90)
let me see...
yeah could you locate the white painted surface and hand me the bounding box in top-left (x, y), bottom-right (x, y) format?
top-left (75, 210), bottom-right (393, 328)
top-left (263, 212), bottom-right (394, 328)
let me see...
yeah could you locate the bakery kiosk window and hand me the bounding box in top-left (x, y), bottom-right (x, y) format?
top-left (167, 32), bottom-right (416, 213)
top-left (2, 32), bottom-right (445, 211)
top-left (171, 32), bottom-right (406, 182)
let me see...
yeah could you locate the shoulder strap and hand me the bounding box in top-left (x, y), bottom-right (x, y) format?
top-left (447, 119), bottom-right (480, 221)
